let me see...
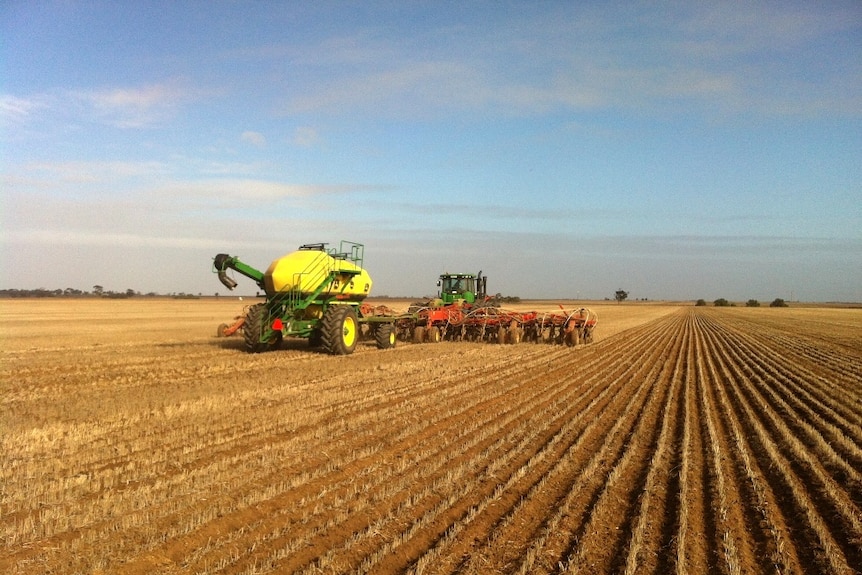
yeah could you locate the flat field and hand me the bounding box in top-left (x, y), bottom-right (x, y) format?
top-left (1, 298), bottom-right (860, 574)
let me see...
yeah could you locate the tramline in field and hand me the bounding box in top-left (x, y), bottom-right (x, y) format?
top-left (213, 241), bottom-right (596, 354)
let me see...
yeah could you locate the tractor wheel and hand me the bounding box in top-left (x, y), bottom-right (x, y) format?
top-left (427, 326), bottom-right (442, 343)
top-left (217, 323), bottom-right (228, 337)
top-left (413, 326), bottom-right (426, 343)
top-left (567, 328), bottom-right (580, 347)
top-left (497, 327), bottom-right (506, 344)
top-left (321, 305), bottom-right (359, 355)
top-left (375, 323), bottom-right (396, 349)
top-left (244, 304), bottom-right (274, 353)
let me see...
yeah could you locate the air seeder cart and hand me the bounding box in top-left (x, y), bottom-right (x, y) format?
top-left (213, 242), bottom-right (398, 354)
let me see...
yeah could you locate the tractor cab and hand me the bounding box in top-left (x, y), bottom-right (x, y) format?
top-left (437, 271), bottom-right (487, 304)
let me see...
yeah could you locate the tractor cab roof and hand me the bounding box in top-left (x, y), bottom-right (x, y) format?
top-left (440, 272), bottom-right (476, 278)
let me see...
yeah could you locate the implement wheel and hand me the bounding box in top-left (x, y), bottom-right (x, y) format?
top-left (375, 323), bottom-right (396, 349)
top-left (508, 326), bottom-right (522, 344)
top-left (413, 326), bottom-right (426, 343)
top-left (321, 305), bottom-right (359, 355)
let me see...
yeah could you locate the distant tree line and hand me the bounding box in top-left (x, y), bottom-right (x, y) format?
top-left (0, 287), bottom-right (205, 298)
top-left (1, 288), bottom-right (144, 298)
top-left (495, 294), bottom-right (521, 304)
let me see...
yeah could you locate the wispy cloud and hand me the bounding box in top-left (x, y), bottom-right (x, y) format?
top-left (240, 130), bottom-right (266, 147)
top-left (21, 160), bottom-right (169, 183)
top-left (74, 80), bottom-right (199, 128)
top-left (3, 80), bottom-right (208, 131)
top-left (142, 179), bottom-right (388, 214)
top-left (3, 228), bottom-right (220, 249)
top-left (0, 94), bottom-right (47, 122)
top-left (284, 60), bottom-right (491, 117)
top-left (271, 4), bottom-right (860, 120)
top-left (292, 126), bottom-right (322, 148)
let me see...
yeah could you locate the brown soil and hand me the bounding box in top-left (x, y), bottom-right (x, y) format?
top-left (1, 299), bottom-right (860, 574)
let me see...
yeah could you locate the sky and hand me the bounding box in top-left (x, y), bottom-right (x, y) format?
top-left (2, 1), bottom-right (861, 302)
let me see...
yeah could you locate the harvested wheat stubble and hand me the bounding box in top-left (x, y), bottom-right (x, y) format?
top-left (1, 299), bottom-right (860, 575)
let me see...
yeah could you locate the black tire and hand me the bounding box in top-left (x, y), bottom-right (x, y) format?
top-left (308, 329), bottom-right (323, 348)
top-left (375, 323), bottom-right (396, 349)
top-left (321, 305), bottom-right (359, 355)
top-left (244, 304), bottom-right (270, 353)
top-left (413, 326), bottom-right (426, 343)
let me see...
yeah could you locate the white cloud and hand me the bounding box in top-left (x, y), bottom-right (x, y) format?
top-left (240, 130), bottom-right (266, 147)
top-left (152, 179), bottom-right (351, 202)
top-left (3, 228), bottom-right (218, 249)
top-left (22, 160), bottom-right (169, 183)
top-left (292, 126), bottom-right (321, 148)
top-left (269, 4), bottom-right (860, 121)
top-left (0, 94), bottom-right (46, 122)
top-left (75, 80), bottom-right (197, 128)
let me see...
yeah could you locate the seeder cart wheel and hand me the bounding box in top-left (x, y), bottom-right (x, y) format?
top-left (321, 305), bottom-right (359, 355)
top-left (217, 323), bottom-right (228, 337)
top-left (244, 303), bottom-right (280, 353)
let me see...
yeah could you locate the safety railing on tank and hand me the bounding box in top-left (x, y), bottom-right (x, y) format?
top-left (259, 242), bottom-right (364, 339)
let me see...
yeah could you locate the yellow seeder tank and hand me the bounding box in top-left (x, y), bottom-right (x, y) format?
top-left (263, 249), bottom-right (373, 301)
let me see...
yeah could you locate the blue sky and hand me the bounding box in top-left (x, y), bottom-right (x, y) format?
top-left (2, 1), bottom-right (860, 301)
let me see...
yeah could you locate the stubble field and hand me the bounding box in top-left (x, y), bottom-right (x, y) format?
top-left (1, 298), bottom-right (860, 574)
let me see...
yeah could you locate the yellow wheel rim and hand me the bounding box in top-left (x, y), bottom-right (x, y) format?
top-left (388, 330), bottom-right (396, 346)
top-left (342, 316), bottom-right (357, 347)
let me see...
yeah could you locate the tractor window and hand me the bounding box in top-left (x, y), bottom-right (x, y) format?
top-left (442, 277), bottom-right (461, 294)
top-left (442, 276), bottom-right (475, 295)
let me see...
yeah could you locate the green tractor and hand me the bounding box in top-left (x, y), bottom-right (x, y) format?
top-left (213, 241), bottom-right (396, 354)
top-left (436, 271), bottom-right (488, 305)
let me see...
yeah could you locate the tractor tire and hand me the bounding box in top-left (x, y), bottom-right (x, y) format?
top-left (567, 328), bottom-right (581, 347)
top-left (321, 305), bottom-right (359, 355)
top-left (244, 303), bottom-right (274, 353)
top-left (217, 323), bottom-right (228, 337)
top-left (497, 327), bottom-right (506, 344)
top-left (413, 326), bottom-right (426, 343)
top-left (375, 323), bottom-right (396, 349)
